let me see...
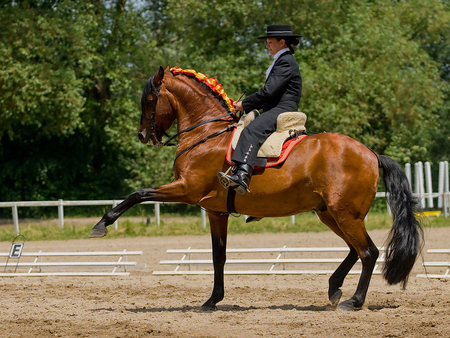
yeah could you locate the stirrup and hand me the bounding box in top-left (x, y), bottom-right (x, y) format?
top-left (217, 166), bottom-right (234, 189)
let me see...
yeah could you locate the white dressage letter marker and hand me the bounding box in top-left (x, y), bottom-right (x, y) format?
top-left (9, 244), bottom-right (23, 258)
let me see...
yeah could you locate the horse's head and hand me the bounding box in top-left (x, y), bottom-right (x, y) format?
top-left (138, 66), bottom-right (175, 146)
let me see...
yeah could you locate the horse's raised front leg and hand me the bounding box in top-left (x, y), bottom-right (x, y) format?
top-left (90, 180), bottom-right (189, 237)
top-left (202, 212), bottom-right (228, 311)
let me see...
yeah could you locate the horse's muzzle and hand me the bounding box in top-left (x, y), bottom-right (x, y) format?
top-left (138, 130), bottom-right (162, 146)
top-left (138, 131), bottom-right (147, 143)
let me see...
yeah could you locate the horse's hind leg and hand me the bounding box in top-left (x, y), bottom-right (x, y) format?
top-left (202, 212), bottom-right (228, 311)
top-left (317, 211), bottom-right (359, 307)
top-left (330, 213), bottom-right (379, 311)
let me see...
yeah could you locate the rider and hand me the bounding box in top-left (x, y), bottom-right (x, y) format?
top-left (218, 24), bottom-right (302, 195)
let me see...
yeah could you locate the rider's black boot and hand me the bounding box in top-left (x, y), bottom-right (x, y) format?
top-left (217, 163), bottom-right (253, 195)
top-left (246, 216), bottom-right (262, 223)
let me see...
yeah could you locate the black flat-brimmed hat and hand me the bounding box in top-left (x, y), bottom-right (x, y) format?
top-left (257, 24), bottom-right (302, 40)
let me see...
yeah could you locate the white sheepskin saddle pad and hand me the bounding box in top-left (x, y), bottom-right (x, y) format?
top-left (231, 110), bottom-right (307, 158)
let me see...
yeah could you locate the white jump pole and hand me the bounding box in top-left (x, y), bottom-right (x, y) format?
top-left (438, 161), bottom-right (445, 209)
top-left (405, 163), bottom-right (412, 190)
top-left (445, 161), bottom-right (449, 217)
top-left (425, 162), bottom-right (434, 209)
top-left (415, 162), bottom-right (426, 209)
top-left (445, 161), bottom-right (449, 192)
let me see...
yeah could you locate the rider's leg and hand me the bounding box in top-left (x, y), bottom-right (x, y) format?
top-left (218, 107), bottom-right (287, 195)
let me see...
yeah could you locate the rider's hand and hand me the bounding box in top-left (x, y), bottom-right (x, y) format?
top-left (234, 101), bottom-right (243, 111)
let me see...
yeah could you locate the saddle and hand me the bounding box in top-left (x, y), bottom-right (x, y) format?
top-left (227, 110), bottom-right (308, 169)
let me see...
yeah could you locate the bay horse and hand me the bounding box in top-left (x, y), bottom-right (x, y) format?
top-left (90, 66), bottom-right (423, 311)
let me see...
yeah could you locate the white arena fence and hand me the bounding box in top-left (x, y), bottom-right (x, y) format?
top-left (155, 246), bottom-right (450, 279)
top-left (0, 161), bottom-right (449, 235)
top-left (0, 249), bottom-right (144, 277)
top-left (153, 246), bottom-right (386, 275)
top-left (0, 200), bottom-right (164, 236)
top-left (417, 249), bottom-right (450, 279)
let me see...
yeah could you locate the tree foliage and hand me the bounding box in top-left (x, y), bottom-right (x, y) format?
top-left (0, 0), bottom-right (449, 206)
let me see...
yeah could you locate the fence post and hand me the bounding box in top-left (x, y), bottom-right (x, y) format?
top-left (12, 203), bottom-right (19, 235)
top-left (201, 208), bottom-right (207, 229)
top-left (58, 199), bottom-right (64, 229)
top-left (155, 203), bottom-right (160, 226)
top-left (113, 201), bottom-right (118, 230)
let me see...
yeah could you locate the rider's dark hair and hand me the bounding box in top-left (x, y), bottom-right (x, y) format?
top-left (277, 37), bottom-right (300, 54)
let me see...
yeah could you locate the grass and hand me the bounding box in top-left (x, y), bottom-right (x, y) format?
top-left (0, 211), bottom-right (448, 242)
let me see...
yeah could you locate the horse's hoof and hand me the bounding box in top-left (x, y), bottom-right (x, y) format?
top-left (337, 299), bottom-right (361, 312)
top-left (89, 224), bottom-right (108, 238)
top-left (200, 304), bottom-right (217, 312)
top-left (201, 299), bottom-right (218, 312)
top-left (329, 289), bottom-right (342, 308)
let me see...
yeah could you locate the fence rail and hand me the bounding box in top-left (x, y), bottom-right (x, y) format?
top-left (0, 200), bottom-right (162, 235)
top-left (1, 160), bottom-right (449, 235)
top-left (1, 191), bottom-right (449, 236)
top-left (416, 249), bottom-right (450, 279)
top-left (153, 246), bottom-right (386, 275)
top-left (0, 249), bottom-right (143, 277)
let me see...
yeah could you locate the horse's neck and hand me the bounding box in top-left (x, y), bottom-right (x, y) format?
top-left (168, 76), bottom-right (231, 133)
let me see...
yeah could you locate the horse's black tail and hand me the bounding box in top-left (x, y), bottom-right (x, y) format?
top-left (378, 155), bottom-right (424, 288)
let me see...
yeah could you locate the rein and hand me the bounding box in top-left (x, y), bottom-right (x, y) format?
top-left (174, 123), bottom-right (237, 161)
top-left (162, 111), bottom-right (238, 146)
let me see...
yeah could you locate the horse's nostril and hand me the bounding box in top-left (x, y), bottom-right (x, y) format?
top-left (138, 132), bottom-right (144, 141)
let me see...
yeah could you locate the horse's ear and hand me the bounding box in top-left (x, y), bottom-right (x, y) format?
top-left (165, 64), bottom-right (171, 71)
top-left (153, 66), bottom-right (165, 87)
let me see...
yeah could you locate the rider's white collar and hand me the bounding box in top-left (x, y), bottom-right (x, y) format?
top-left (266, 48), bottom-right (290, 79)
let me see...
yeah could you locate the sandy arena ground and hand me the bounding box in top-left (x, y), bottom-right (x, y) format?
top-left (0, 226), bottom-right (450, 337)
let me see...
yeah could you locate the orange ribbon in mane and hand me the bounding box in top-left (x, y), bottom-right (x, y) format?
top-left (170, 67), bottom-right (235, 112)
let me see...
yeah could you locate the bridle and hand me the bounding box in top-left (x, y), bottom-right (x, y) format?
top-left (141, 82), bottom-right (167, 147)
top-left (141, 80), bottom-right (239, 159)
top-left (172, 113), bottom-right (238, 161)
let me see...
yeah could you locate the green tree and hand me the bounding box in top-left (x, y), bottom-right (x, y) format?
top-left (0, 0), bottom-right (449, 210)
top-left (0, 0), bottom-right (173, 210)
top-left (269, 0), bottom-right (446, 163)
top-left (0, 0), bottom-right (92, 140)
top-left (158, 0), bottom-right (449, 163)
